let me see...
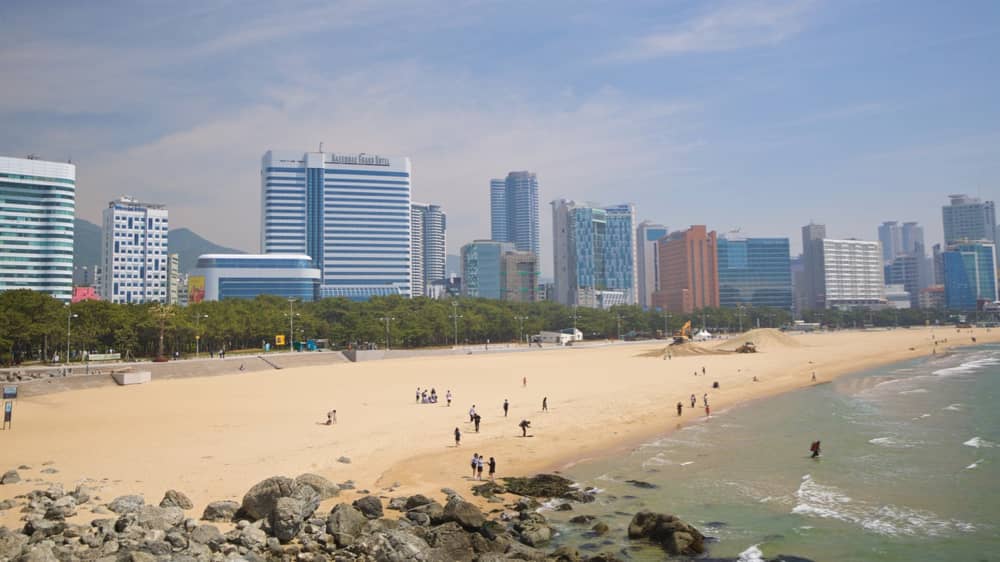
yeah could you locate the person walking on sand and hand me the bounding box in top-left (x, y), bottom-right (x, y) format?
top-left (703, 393), bottom-right (709, 407)
top-left (476, 455), bottom-right (484, 480)
top-left (326, 410), bottom-right (337, 425)
top-left (519, 419), bottom-right (531, 437)
top-left (676, 401), bottom-right (683, 416)
top-left (542, 397), bottom-right (548, 412)
top-left (523, 376), bottom-right (527, 387)
top-left (469, 405), bottom-right (477, 423)
top-left (446, 390), bottom-right (452, 406)
top-left (503, 399), bottom-right (509, 417)
top-left (690, 394), bottom-right (696, 408)
top-left (474, 413), bottom-right (482, 433)
top-left (454, 427), bottom-right (461, 447)
top-left (416, 387), bottom-right (421, 403)
top-left (702, 366), bottom-right (706, 376)
top-left (488, 456), bottom-right (496, 482)
top-left (471, 453), bottom-right (479, 478)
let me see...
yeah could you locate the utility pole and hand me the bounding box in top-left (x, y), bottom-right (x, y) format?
top-left (451, 301), bottom-right (463, 346)
top-left (379, 316), bottom-right (395, 350)
top-left (65, 305), bottom-right (77, 365)
top-left (288, 297), bottom-right (297, 351)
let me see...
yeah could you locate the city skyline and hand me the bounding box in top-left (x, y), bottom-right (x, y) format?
top-left (2, 1), bottom-right (997, 279)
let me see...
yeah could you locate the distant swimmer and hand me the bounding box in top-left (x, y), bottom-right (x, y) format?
top-left (810, 440), bottom-right (821, 458)
top-left (676, 402), bottom-right (683, 416)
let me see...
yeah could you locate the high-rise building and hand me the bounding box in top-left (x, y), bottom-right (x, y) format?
top-left (490, 171), bottom-right (540, 257)
top-left (0, 156), bottom-right (76, 301)
top-left (503, 250), bottom-right (539, 303)
top-left (886, 254), bottom-right (921, 309)
top-left (261, 150), bottom-right (411, 300)
top-left (877, 221), bottom-right (903, 264)
top-left (551, 199), bottom-right (637, 308)
top-left (166, 253), bottom-right (180, 305)
top-left (943, 242), bottom-right (997, 311)
top-left (636, 221), bottom-right (669, 309)
top-left (461, 240), bottom-right (513, 300)
top-left (819, 239), bottom-right (885, 309)
top-left (101, 196), bottom-right (169, 304)
top-left (717, 235), bottom-right (792, 310)
top-left (800, 223), bottom-right (827, 311)
top-left (653, 225), bottom-right (719, 313)
top-left (410, 203), bottom-right (446, 297)
top-left (192, 254), bottom-right (321, 302)
top-left (942, 194), bottom-right (996, 245)
top-left (901, 221), bottom-right (925, 257)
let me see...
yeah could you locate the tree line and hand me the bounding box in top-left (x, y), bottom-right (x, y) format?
top-left (0, 289), bottom-right (958, 365)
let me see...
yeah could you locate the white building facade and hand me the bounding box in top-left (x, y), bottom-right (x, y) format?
top-left (192, 254), bottom-right (320, 302)
top-left (820, 238), bottom-right (885, 309)
top-left (0, 156), bottom-right (76, 301)
top-left (261, 150), bottom-right (412, 300)
top-left (101, 196), bottom-right (168, 304)
top-left (411, 202), bottom-right (446, 297)
top-left (636, 221), bottom-right (668, 309)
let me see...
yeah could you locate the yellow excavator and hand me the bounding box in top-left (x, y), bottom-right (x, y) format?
top-left (672, 320), bottom-right (692, 344)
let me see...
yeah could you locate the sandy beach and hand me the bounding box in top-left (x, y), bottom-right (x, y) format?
top-left (0, 326), bottom-right (993, 528)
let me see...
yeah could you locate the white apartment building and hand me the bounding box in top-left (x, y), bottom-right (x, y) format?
top-left (821, 238), bottom-right (885, 309)
top-left (101, 196), bottom-right (169, 304)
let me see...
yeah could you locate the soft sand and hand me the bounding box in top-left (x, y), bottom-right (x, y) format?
top-left (0, 327), bottom-right (990, 526)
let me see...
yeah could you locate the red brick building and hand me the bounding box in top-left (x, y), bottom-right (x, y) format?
top-left (653, 225), bottom-right (719, 313)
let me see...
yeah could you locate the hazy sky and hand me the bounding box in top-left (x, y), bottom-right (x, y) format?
top-left (2, 0), bottom-right (998, 276)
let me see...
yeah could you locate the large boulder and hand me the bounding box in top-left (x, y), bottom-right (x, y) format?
top-left (201, 500), bottom-right (239, 522)
top-left (627, 511), bottom-right (705, 556)
top-left (349, 528), bottom-right (431, 561)
top-left (352, 495), bottom-right (383, 519)
top-left (426, 521), bottom-right (476, 560)
top-left (403, 494), bottom-right (434, 510)
top-left (442, 496), bottom-right (485, 531)
top-left (159, 489), bottom-right (193, 510)
top-left (189, 524), bottom-right (226, 551)
top-left (0, 528), bottom-right (28, 560)
top-left (502, 474), bottom-right (575, 498)
top-left (295, 473), bottom-right (339, 499)
top-left (241, 476), bottom-right (297, 521)
top-left (43, 496), bottom-right (77, 520)
top-left (326, 503), bottom-right (367, 547)
top-left (107, 494), bottom-right (145, 514)
top-left (136, 505), bottom-right (185, 530)
top-left (1, 470), bottom-right (20, 484)
top-left (270, 496), bottom-right (313, 543)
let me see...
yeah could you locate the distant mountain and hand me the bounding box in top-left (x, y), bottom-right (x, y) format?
top-left (169, 228), bottom-right (245, 273)
top-left (72, 219), bottom-right (245, 276)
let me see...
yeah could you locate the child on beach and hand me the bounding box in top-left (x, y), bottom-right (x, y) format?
top-left (326, 410), bottom-right (337, 425)
top-left (519, 419), bottom-right (531, 437)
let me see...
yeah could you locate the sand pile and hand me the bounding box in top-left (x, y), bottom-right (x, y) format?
top-left (714, 328), bottom-right (802, 352)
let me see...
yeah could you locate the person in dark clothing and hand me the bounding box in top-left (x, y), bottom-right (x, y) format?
top-left (454, 427), bottom-right (461, 446)
top-left (542, 397), bottom-right (548, 412)
top-left (676, 401), bottom-right (683, 416)
top-left (503, 399), bottom-right (509, 417)
top-left (488, 456), bottom-right (497, 481)
top-left (519, 419), bottom-right (531, 437)
top-left (474, 413), bottom-right (481, 432)
top-left (810, 440), bottom-right (821, 458)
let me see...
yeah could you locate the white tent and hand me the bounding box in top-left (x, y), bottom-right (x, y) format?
top-left (693, 329), bottom-right (712, 341)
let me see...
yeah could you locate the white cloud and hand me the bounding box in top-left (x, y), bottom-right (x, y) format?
top-left (604, 0), bottom-right (815, 61)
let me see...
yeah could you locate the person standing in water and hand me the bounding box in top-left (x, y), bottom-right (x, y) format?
top-left (503, 399), bottom-right (509, 417)
top-left (810, 440), bottom-right (821, 458)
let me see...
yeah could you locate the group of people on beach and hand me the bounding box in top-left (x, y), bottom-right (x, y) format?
top-left (675, 392), bottom-right (711, 417)
top-left (416, 387), bottom-right (452, 405)
top-left (469, 453), bottom-right (497, 481)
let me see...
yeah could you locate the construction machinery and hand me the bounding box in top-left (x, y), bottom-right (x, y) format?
top-left (672, 321), bottom-right (692, 344)
top-left (735, 342), bottom-right (757, 353)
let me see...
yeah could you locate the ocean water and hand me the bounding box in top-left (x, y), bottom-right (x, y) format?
top-left (545, 345), bottom-right (1000, 561)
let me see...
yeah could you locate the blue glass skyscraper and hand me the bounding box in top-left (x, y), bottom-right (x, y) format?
top-left (717, 236), bottom-right (793, 310)
top-left (943, 242), bottom-right (997, 311)
top-left (490, 171), bottom-right (540, 258)
top-left (261, 150), bottom-right (411, 300)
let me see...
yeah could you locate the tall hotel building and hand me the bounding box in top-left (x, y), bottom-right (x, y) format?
top-left (0, 156), bottom-right (76, 301)
top-left (101, 196), bottom-right (169, 304)
top-left (411, 202), bottom-right (446, 297)
top-left (261, 150), bottom-right (412, 300)
top-left (636, 221), bottom-right (669, 309)
top-left (491, 171), bottom-right (540, 257)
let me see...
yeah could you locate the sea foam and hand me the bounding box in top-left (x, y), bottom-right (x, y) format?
top-left (963, 437), bottom-right (996, 448)
top-left (737, 544), bottom-right (765, 562)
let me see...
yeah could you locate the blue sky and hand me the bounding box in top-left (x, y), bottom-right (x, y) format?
top-left (2, 0), bottom-right (998, 276)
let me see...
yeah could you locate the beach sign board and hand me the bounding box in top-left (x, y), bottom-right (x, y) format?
top-left (275, 335), bottom-right (286, 346)
top-left (2, 386), bottom-right (15, 400)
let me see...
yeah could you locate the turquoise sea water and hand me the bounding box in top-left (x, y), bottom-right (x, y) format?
top-left (545, 345), bottom-right (1000, 561)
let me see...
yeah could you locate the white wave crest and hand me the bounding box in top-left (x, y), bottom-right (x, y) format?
top-left (899, 388), bottom-right (928, 395)
top-left (737, 544), bottom-right (765, 562)
top-left (943, 403), bottom-right (963, 411)
top-left (963, 437), bottom-right (996, 448)
top-left (965, 459), bottom-right (983, 470)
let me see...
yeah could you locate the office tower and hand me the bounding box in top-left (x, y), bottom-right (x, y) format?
top-left (653, 225), bottom-right (719, 313)
top-left (790, 256), bottom-right (807, 314)
top-left (901, 221), bottom-right (925, 256)
top-left (490, 171), bottom-right (540, 257)
top-left (877, 221), bottom-right (902, 263)
top-left (192, 254), bottom-right (321, 301)
top-left (932, 243), bottom-right (944, 285)
top-left (0, 156), bottom-right (76, 301)
top-left (886, 254), bottom-right (921, 308)
top-left (261, 150), bottom-right (411, 300)
top-left (101, 196), bottom-right (169, 304)
top-left (410, 203), bottom-right (446, 297)
top-left (800, 223), bottom-right (827, 311)
top-left (166, 253), bottom-right (180, 305)
top-left (636, 221), bottom-right (669, 309)
top-left (942, 194), bottom-right (996, 245)
top-left (819, 239), bottom-right (885, 309)
top-left (503, 250), bottom-right (539, 303)
top-left (717, 235), bottom-right (793, 310)
top-left (551, 199), bottom-right (637, 308)
top-left (943, 242), bottom-right (997, 311)
top-left (461, 240), bottom-right (514, 299)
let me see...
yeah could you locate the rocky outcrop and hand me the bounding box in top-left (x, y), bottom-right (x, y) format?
top-left (159, 489), bottom-right (193, 509)
top-left (627, 510), bottom-right (705, 556)
top-left (503, 474), bottom-right (575, 498)
top-left (295, 472), bottom-right (340, 499)
top-left (1, 469), bottom-right (20, 484)
top-left (107, 494), bottom-right (144, 514)
top-left (352, 495), bottom-right (384, 519)
top-left (327, 503), bottom-right (368, 547)
top-left (201, 499), bottom-right (239, 522)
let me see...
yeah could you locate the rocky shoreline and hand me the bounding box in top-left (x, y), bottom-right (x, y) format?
top-left (1, 469), bottom-right (813, 561)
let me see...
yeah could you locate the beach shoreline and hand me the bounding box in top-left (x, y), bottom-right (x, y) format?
top-left (0, 326), bottom-right (992, 530)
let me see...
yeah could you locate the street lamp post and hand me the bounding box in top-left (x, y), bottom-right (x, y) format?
top-left (663, 312), bottom-right (672, 338)
top-left (379, 316), bottom-right (395, 350)
top-left (65, 306), bottom-right (78, 365)
top-left (287, 297), bottom-right (297, 351)
top-left (195, 313), bottom-right (208, 358)
top-left (516, 315), bottom-right (528, 344)
top-left (450, 301), bottom-right (463, 346)
top-left (616, 314), bottom-right (622, 340)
